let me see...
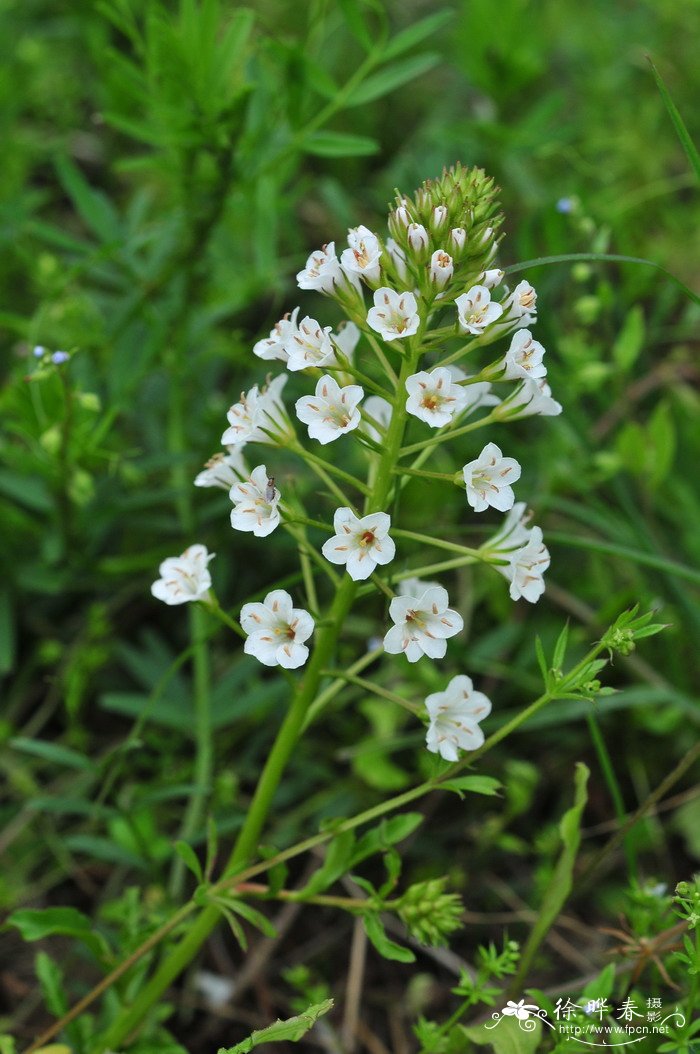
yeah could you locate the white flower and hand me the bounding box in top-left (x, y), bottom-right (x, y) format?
top-left (151, 545), bottom-right (214, 606)
top-left (385, 238), bottom-right (408, 282)
top-left (340, 225), bottom-right (382, 283)
top-left (429, 250), bottom-right (454, 289)
top-left (285, 316), bottom-right (337, 371)
top-left (229, 464), bottom-right (281, 537)
top-left (405, 367), bottom-right (469, 427)
top-left (462, 442), bottom-right (521, 513)
top-left (477, 268), bottom-right (505, 290)
top-left (322, 508), bottom-right (395, 580)
top-left (501, 377), bottom-right (562, 418)
top-left (425, 675), bottom-right (492, 761)
top-left (222, 375), bottom-right (288, 446)
top-left (507, 526), bottom-right (550, 603)
top-left (391, 203), bottom-right (412, 230)
top-left (455, 285), bottom-right (503, 335)
top-left (502, 330), bottom-right (547, 380)
top-left (487, 502), bottom-right (532, 558)
top-left (253, 308), bottom-right (299, 362)
top-left (397, 575), bottom-right (440, 597)
top-left (332, 320), bottom-right (361, 362)
top-left (296, 243), bottom-right (343, 294)
top-left (367, 288), bottom-right (420, 342)
top-left (295, 375), bottom-right (364, 445)
top-left (504, 280), bottom-right (537, 324)
top-left (448, 228), bottom-right (467, 253)
top-left (448, 366), bottom-right (501, 418)
top-left (194, 448), bottom-right (247, 490)
top-left (407, 222), bottom-right (429, 256)
top-left (240, 589), bottom-right (314, 669)
top-left (363, 395), bottom-right (392, 441)
top-left (383, 585), bottom-right (463, 662)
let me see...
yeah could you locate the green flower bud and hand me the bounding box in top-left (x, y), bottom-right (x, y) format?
top-left (395, 878), bottom-right (464, 947)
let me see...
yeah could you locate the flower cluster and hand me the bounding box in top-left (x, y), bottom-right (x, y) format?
top-left (152, 164), bottom-right (563, 763)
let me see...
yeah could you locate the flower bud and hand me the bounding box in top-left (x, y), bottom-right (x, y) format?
top-left (430, 204), bottom-right (449, 235)
top-left (448, 227), bottom-right (467, 258)
top-left (406, 222), bottom-right (430, 261)
top-left (387, 200), bottom-right (413, 242)
top-left (429, 250), bottom-right (454, 289)
top-left (396, 878), bottom-right (464, 947)
top-left (385, 238), bottom-right (408, 282)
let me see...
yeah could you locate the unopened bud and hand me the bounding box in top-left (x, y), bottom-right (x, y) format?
top-left (430, 204), bottom-right (449, 235)
top-left (448, 227), bottom-right (467, 257)
top-left (406, 223), bottom-right (430, 261)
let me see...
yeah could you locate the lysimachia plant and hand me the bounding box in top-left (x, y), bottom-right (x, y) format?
top-left (154, 163), bottom-right (560, 762)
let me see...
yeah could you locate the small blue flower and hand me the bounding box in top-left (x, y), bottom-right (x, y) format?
top-left (51, 351), bottom-right (70, 364)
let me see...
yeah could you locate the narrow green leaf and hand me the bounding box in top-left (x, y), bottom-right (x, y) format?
top-left (535, 636), bottom-right (548, 685)
top-left (545, 532), bottom-right (700, 586)
top-left (337, 0), bottom-right (373, 51)
top-left (55, 155), bottom-right (121, 244)
top-left (363, 913), bottom-right (415, 963)
top-left (0, 589), bottom-right (15, 675)
top-left (504, 253), bottom-right (700, 308)
top-left (351, 812), bottom-right (423, 866)
top-left (552, 622), bottom-right (570, 671)
top-left (304, 131), bottom-right (379, 157)
top-left (227, 899), bottom-right (277, 939)
top-left (440, 775), bottom-right (502, 799)
top-left (174, 841), bottom-right (203, 884)
top-left (298, 830), bottom-right (356, 897)
top-left (10, 737), bottom-right (92, 771)
top-left (346, 53), bottom-right (439, 106)
top-left (7, 908), bottom-right (109, 962)
top-left (216, 998), bottom-right (333, 1052)
top-left (35, 952), bottom-right (68, 1018)
top-left (513, 764), bottom-right (589, 987)
top-left (648, 58), bottom-right (700, 181)
top-left (612, 306), bottom-right (645, 372)
top-left (382, 10), bottom-right (453, 60)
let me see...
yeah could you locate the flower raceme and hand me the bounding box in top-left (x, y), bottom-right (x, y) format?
top-left (153, 164), bottom-right (564, 760)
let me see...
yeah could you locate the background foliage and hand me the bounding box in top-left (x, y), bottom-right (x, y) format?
top-left (1, 0), bottom-right (699, 1051)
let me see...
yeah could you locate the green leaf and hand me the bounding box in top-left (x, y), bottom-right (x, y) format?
top-left (304, 131), bottom-right (379, 157)
top-left (648, 58), bottom-right (700, 182)
top-left (505, 253), bottom-right (700, 308)
top-left (225, 899), bottom-right (277, 939)
top-left (35, 952), bottom-right (68, 1018)
top-left (534, 636), bottom-right (548, 685)
top-left (459, 1014), bottom-right (542, 1053)
top-left (337, 0), bottom-right (374, 51)
top-left (7, 908), bottom-right (109, 962)
top-left (298, 830), bottom-right (356, 897)
top-left (0, 589), bottom-right (15, 675)
top-left (346, 53), bottom-right (439, 106)
top-left (55, 155), bottom-right (122, 244)
top-left (440, 775), bottom-right (503, 799)
top-left (552, 622), bottom-right (570, 672)
top-left (174, 841), bottom-right (203, 884)
top-left (216, 998), bottom-right (333, 1052)
top-left (612, 306), bottom-right (645, 372)
top-left (515, 764), bottom-right (589, 984)
top-left (351, 812), bottom-right (424, 866)
top-left (382, 10), bottom-right (453, 60)
top-left (9, 737), bottom-right (92, 771)
top-left (363, 913), bottom-right (415, 963)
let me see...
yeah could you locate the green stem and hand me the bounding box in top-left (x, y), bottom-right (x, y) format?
top-left (400, 409), bottom-right (499, 457)
top-left (586, 712), bottom-right (636, 880)
top-left (169, 605), bottom-right (213, 899)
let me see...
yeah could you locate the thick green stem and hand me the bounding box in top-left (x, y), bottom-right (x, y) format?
top-left (99, 346), bottom-right (418, 1051)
